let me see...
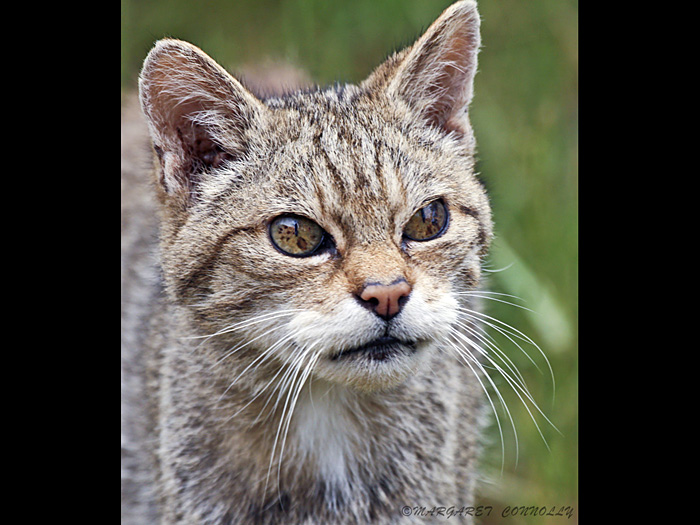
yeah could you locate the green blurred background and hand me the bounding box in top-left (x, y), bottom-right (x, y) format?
top-left (121, 0), bottom-right (577, 522)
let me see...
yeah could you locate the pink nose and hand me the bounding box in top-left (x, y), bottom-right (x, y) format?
top-left (359, 280), bottom-right (412, 320)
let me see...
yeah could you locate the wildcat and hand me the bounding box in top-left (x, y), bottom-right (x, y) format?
top-left (122, 1), bottom-right (497, 522)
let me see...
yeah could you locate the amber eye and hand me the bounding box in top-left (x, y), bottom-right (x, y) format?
top-left (269, 215), bottom-right (325, 257)
top-left (403, 200), bottom-right (449, 241)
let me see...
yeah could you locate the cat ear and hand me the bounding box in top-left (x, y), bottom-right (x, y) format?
top-left (366, 0), bottom-right (481, 139)
top-left (139, 39), bottom-right (267, 205)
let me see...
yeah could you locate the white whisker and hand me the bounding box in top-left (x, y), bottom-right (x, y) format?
top-left (263, 342), bottom-right (319, 504)
top-left (453, 317), bottom-right (528, 390)
top-left (212, 323), bottom-right (291, 370)
top-left (445, 331), bottom-right (515, 473)
top-left (445, 295), bottom-right (562, 467)
top-left (456, 305), bottom-right (555, 396)
top-left (183, 309), bottom-right (304, 340)
top-left (276, 350), bottom-right (320, 497)
top-left (460, 326), bottom-right (558, 447)
top-left (481, 262), bottom-right (515, 273)
top-left (456, 290), bottom-right (535, 313)
top-left (216, 331), bottom-right (297, 403)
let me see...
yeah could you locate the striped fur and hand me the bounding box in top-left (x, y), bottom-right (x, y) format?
top-left (123, 1), bottom-right (494, 523)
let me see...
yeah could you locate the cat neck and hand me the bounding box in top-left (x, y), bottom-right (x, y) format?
top-left (223, 372), bottom-right (449, 511)
top-left (216, 370), bottom-right (415, 483)
top-left (160, 313), bottom-right (469, 519)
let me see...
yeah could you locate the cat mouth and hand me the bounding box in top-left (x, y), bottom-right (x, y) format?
top-left (330, 336), bottom-right (417, 362)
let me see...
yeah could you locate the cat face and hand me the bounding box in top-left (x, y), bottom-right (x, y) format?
top-left (139, 1), bottom-right (491, 392)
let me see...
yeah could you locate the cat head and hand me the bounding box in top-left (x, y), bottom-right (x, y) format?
top-left (139, 0), bottom-right (492, 392)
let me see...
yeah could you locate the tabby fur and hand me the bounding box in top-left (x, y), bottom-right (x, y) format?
top-left (122, 2), bottom-right (494, 523)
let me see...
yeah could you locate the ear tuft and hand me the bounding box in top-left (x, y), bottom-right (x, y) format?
top-left (138, 39), bottom-right (266, 205)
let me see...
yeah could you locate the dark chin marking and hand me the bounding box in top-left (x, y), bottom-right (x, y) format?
top-left (331, 336), bottom-right (417, 362)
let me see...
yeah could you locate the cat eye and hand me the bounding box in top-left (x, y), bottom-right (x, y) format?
top-left (269, 215), bottom-right (326, 257)
top-left (403, 200), bottom-right (449, 241)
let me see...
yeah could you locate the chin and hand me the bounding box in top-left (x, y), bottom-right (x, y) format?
top-left (314, 337), bottom-right (432, 393)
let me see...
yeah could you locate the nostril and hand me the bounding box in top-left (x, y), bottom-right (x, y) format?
top-left (365, 297), bottom-right (380, 308)
top-left (357, 279), bottom-right (412, 320)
